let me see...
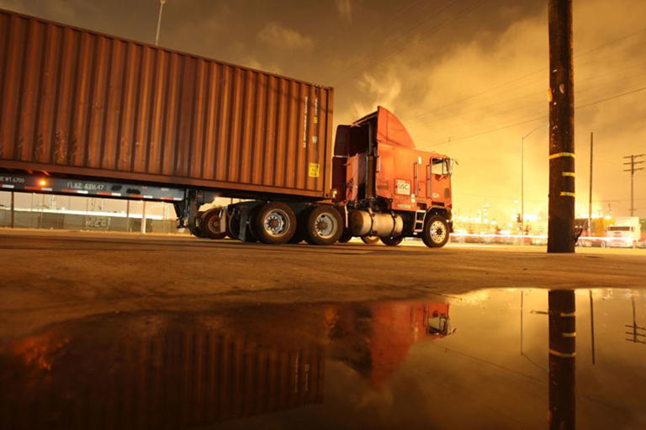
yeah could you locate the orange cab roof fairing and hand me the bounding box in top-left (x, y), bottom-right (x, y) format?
top-left (353, 106), bottom-right (449, 158)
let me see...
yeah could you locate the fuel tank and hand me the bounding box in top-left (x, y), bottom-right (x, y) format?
top-left (349, 210), bottom-right (404, 238)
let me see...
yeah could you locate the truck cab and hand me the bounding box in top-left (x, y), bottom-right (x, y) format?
top-left (332, 107), bottom-right (453, 247)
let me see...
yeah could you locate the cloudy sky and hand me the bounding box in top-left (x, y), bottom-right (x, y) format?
top-left (1, 0), bottom-right (645, 222)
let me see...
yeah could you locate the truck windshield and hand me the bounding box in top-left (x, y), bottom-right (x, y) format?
top-left (427, 315), bottom-right (452, 336)
top-left (431, 159), bottom-right (451, 175)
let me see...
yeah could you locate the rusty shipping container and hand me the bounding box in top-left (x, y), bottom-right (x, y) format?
top-left (0, 9), bottom-right (334, 199)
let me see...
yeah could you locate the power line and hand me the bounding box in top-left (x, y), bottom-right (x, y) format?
top-left (408, 26), bottom-right (646, 123)
top-left (422, 83), bottom-right (646, 148)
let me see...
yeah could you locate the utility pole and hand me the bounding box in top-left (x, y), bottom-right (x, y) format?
top-left (10, 192), bottom-right (15, 228)
top-left (547, 0), bottom-right (575, 253)
top-left (141, 202), bottom-right (147, 234)
top-left (588, 132), bottom-right (593, 235)
top-left (155, 0), bottom-right (166, 46)
top-left (623, 154), bottom-right (644, 217)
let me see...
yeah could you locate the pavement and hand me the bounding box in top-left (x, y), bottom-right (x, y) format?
top-left (1, 228), bottom-right (644, 338)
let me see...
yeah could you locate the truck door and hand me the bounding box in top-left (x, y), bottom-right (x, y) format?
top-left (427, 158), bottom-right (452, 207)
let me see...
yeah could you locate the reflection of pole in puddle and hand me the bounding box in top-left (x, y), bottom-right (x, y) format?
top-left (625, 292), bottom-right (646, 345)
top-left (520, 291), bottom-right (524, 356)
top-left (589, 290), bottom-right (596, 365)
top-left (548, 290), bottom-right (576, 430)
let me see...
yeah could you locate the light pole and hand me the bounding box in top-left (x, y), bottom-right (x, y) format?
top-left (155, 0), bottom-right (166, 46)
top-left (520, 124), bottom-right (548, 229)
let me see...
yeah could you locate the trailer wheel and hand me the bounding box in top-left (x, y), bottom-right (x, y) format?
top-left (381, 236), bottom-right (404, 246)
top-left (305, 205), bottom-right (343, 245)
top-left (361, 236), bottom-right (380, 245)
top-left (202, 208), bottom-right (227, 240)
top-left (190, 218), bottom-right (204, 238)
top-left (422, 215), bottom-right (450, 248)
top-left (254, 202), bottom-right (296, 244)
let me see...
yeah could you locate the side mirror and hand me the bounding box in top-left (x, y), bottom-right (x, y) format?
top-left (444, 159), bottom-right (453, 175)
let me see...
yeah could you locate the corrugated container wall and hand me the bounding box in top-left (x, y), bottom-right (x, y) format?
top-left (0, 10), bottom-right (334, 199)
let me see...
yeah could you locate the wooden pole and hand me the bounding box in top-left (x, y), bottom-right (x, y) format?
top-left (548, 289), bottom-right (576, 429)
top-left (547, 0), bottom-right (575, 253)
top-left (126, 200), bottom-right (131, 232)
top-left (10, 191), bottom-right (15, 228)
top-left (141, 201), bottom-right (147, 234)
top-left (588, 132), bottom-right (593, 235)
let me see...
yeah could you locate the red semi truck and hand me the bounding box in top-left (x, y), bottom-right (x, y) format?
top-left (0, 9), bottom-right (453, 247)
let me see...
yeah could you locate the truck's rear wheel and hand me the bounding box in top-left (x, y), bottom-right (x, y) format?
top-left (361, 236), bottom-right (380, 245)
top-left (254, 202), bottom-right (296, 244)
top-left (422, 215), bottom-right (450, 248)
top-left (381, 236), bottom-right (404, 246)
top-left (202, 208), bottom-right (227, 240)
top-left (305, 205), bottom-right (343, 245)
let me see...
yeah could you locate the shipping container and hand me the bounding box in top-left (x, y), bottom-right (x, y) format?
top-left (0, 9), bottom-right (333, 199)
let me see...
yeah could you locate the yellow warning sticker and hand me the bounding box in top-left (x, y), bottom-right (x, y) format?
top-left (308, 163), bottom-right (320, 178)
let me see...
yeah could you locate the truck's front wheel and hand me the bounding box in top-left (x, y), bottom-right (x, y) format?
top-left (422, 215), bottom-right (450, 248)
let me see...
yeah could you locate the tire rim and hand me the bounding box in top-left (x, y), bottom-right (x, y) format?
top-left (208, 213), bottom-right (221, 234)
top-left (430, 220), bottom-right (446, 244)
top-left (314, 213), bottom-right (337, 239)
top-left (264, 209), bottom-right (289, 236)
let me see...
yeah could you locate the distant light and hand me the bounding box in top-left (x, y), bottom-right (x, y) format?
top-left (39, 179), bottom-right (47, 187)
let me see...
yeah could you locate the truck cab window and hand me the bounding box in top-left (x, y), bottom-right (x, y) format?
top-left (432, 158), bottom-right (451, 175)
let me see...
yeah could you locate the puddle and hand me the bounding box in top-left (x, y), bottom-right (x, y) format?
top-left (0, 289), bottom-right (645, 429)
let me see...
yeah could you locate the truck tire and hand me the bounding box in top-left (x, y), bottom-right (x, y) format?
top-left (253, 202), bottom-right (296, 245)
top-left (381, 236), bottom-right (404, 246)
top-left (338, 229), bottom-right (353, 243)
top-left (361, 236), bottom-right (380, 245)
top-left (422, 215), bottom-right (450, 248)
top-left (305, 205), bottom-right (343, 245)
top-left (188, 211), bottom-right (206, 238)
top-left (202, 208), bottom-right (227, 240)
top-left (228, 209), bottom-right (258, 242)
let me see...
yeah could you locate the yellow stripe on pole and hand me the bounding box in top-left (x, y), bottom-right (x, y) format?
top-left (562, 172), bottom-right (575, 177)
top-left (562, 332), bottom-right (576, 338)
top-left (549, 152), bottom-right (576, 159)
top-left (560, 192), bottom-right (575, 197)
top-left (560, 312), bottom-right (576, 317)
top-left (549, 349), bottom-right (576, 358)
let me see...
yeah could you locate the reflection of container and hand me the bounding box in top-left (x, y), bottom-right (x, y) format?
top-left (1, 315), bottom-right (325, 429)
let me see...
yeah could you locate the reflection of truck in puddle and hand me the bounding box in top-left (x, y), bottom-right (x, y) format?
top-left (0, 301), bottom-right (453, 429)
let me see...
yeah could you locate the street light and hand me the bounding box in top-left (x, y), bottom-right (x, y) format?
top-left (520, 124), bottom-right (548, 230)
top-left (155, 0), bottom-right (166, 47)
